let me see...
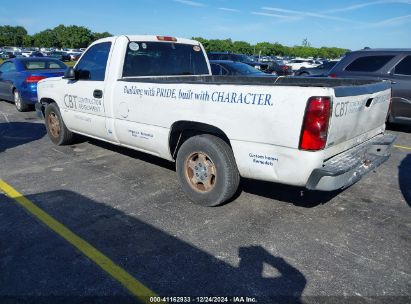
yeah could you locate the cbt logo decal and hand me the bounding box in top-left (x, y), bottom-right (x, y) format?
top-left (334, 101), bottom-right (349, 117)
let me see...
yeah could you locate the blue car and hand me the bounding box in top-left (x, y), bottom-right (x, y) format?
top-left (0, 58), bottom-right (66, 111)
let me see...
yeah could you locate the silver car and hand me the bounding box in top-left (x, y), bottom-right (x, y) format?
top-left (329, 49), bottom-right (411, 125)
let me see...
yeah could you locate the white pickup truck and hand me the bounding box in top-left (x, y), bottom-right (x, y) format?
top-left (36, 35), bottom-right (395, 206)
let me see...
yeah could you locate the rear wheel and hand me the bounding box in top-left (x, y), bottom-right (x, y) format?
top-left (176, 134), bottom-right (240, 206)
top-left (14, 89), bottom-right (30, 112)
top-left (44, 103), bottom-right (74, 145)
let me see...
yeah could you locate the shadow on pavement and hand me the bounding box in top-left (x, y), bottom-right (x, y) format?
top-left (0, 122), bottom-right (46, 153)
top-left (88, 139), bottom-right (338, 208)
top-left (240, 178), bottom-right (341, 208)
top-left (1, 190), bottom-right (306, 302)
top-left (398, 154), bottom-right (411, 206)
top-left (387, 123), bottom-right (411, 134)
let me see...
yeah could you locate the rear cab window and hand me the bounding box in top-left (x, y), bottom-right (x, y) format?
top-left (345, 55), bottom-right (395, 72)
top-left (123, 42), bottom-right (209, 77)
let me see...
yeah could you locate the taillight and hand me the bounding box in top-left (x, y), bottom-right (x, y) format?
top-left (156, 36), bottom-right (177, 42)
top-left (328, 73), bottom-right (337, 78)
top-left (299, 97), bottom-right (331, 151)
top-left (26, 75), bottom-right (46, 83)
top-left (281, 66), bottom-right (288, 70)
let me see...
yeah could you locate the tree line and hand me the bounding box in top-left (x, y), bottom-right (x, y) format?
top-left (0, 25), bottom-right (112, 48)
top-left (193, 37), bottom-right (350, 59)
top-left (0, 25), bottom-right (349, 58)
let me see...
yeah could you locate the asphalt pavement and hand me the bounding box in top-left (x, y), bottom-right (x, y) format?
top-left (0, 100), bottom-right (410, 304)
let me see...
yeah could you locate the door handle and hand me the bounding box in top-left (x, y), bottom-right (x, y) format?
top-left (93, 89), bottom-right (103, 99)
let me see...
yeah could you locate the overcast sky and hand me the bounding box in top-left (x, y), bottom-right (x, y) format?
top-left (2, 0), bottom-right (411, 50)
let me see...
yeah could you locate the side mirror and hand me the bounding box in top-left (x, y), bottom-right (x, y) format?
top-left (63, 67), bottom-right (76, 80)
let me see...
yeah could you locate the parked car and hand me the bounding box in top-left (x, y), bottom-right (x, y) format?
top-left (69, 52), bottom-right (82, 61)
top-left (37, 35), bottom-right (394, 206)
top-left (329, 48), bottom-right (411, 125)
top-left (0, 58), bottom-right (66, 112)
top-left (30, 51), bottom-right (45, 57)
top-left (210, 60), bottom-right (276, 77)
top-left (0, 51), bottom-right (15, 59)
top-left (207, 52), bottom-right (270, 71)
top-left (21, 50), bottom-right (34, 57)
top-left (47, 51), bottom-right (71, 62)
top-left (287, 58), bottom-right (320, 71)
top-left (265, 61), bottom-right (293, 76)
top-left (295, 61), bottom-right (339, 76)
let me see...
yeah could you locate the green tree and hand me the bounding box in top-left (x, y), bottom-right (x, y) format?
top-left (232, 41), bottom-right (252, 54)
top-left (0, 25), bottom-right (27, 46)
top-left (22, 35), bottom-right (34, 47)
top-left (32, 29), bottom-right (58, 48)
top-left (53, 24), bottom-right (93, 48)
top-left (92, 31), bottom-right (112, 41)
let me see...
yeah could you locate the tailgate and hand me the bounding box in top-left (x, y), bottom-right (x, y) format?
top-left (325, 81), bottom-right (391, 157)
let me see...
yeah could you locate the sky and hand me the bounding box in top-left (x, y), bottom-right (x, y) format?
top-left (1, 0), bottom-right (411, 50)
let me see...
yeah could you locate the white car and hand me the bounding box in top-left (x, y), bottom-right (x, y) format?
top-left (36, 35), bottom-right (395, 206)
top-left (287, 58), bottom-right (320, 71)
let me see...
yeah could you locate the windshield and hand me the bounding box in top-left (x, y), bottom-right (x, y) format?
top-left (232, 54), bottom-right (256, 62)
top-left (229, 62), bottom-right (264, 75)
top-left (123, 41), bottom-right (209, 77)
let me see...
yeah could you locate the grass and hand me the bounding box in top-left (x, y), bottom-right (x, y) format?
top-left (0, 58), bottom-right (76, 67)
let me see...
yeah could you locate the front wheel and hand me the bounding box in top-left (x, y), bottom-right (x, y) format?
top-left (14, 90), bottom-right (30, 112)
top-left (176, 134), bottom-right (240, 207)
top-left (44, 103), bottom-right (74, 145)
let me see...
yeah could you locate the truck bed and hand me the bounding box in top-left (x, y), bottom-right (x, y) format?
top-left (121, 76), bottom-right (390, 97)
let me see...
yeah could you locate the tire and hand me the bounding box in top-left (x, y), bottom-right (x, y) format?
top-left (298, 72), bottom-right (309, 76)
top-left (176, 134), bottom-right (240, 207)
top-left (44, 103), bottom-right (74, 145)
top-left (14, 89), bottom-right (30, 112)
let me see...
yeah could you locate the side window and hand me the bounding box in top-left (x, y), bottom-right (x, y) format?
top-left (75, 42), bottom-right (111, 81)
top-left (393, 56), bottom-right (411, 76)
top-left (0, 62), bottom-right (16, 73)
top-left (220, 66), bottom-right (229, 75)
top-left (211, 63), bottom-right (222, 75)
top-left (345, 55), bottom-right (395, 72)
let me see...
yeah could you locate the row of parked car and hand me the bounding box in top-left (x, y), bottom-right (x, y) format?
top-left (0, 47), bottom-right (83, 61)
top-left (0, 47), bottom-right (409, 125)
top-left (207, 49), bottom-right (410, 124)
top-left (207, 52), bottom-right (340, 77)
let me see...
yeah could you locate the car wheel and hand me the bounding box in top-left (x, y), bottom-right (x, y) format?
top-left (299, 72), bottom-right (309, 76)
top-left (14, 89), bottom-right (30, 112)
top-left (176, 134), bottom-right (240, 207)
top-left (44, 103), bottom-right (74, 145)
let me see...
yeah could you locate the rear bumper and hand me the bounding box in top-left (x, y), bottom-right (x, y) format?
top-left (20, 86), bottom-right (38, 104)
top-left (306, 134), bottom-right (396, 191)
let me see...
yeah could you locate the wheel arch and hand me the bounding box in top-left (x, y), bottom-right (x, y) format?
top-left (169, 121), bottom-right (232, 160)
top-left (39, 97), bottom-right (57, 117)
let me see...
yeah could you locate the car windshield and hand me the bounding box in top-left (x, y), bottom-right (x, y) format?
top-left (23, 60), bottom-right (66, 70)
top-left (232, 54), bottom-right (256, 62)
top-left (229, 62), bottom-right (264, 75)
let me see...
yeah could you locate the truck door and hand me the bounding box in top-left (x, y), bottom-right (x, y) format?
top-left (60, 42), bottom-right (112, 140)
